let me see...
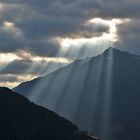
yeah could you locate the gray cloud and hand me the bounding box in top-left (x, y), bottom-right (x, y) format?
top-left (0, 60), bottom-right (34, 75)
top-left (0, 23), bottom-right (26, 53)
top-left (0, 0), bottom-right (139, 87)
top-left (0, 0), bottom-right (139, 57)
top-left (0, 59), bottom-right (68, 75)
top-left (0, 58), bottom-right (69, 87)
top-left (0, 74), bottom-right (21, 83)
top-left (115, 19), bottom-right (140, 54)
top-left (117, 19), bottom-right (140, 35)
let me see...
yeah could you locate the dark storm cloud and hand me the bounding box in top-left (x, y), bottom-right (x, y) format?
top-left (0, 24), bottom-right (26, 53)
top-left (0, 0), bottom-right (139, 87)
top-left (117, 20), bottom-right (140, 35)
top-left (27, 38), bottom-right (60, 57)
top-left (0, 60), bottom-right (34, 75)
top-left (0, 0), bottom-right (139, 57)
top-left (76, 0), bottom-right (139, 18)
top-left (17, 16), bottom-right (81, 39)
top-left (115, 19), bottom-right (140, 54)
top-left (1, 0), bottom-right (140, 19)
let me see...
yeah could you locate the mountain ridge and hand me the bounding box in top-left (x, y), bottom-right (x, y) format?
top-left (0, 87), bottom-right (99, 140)
top-left (14, 47), bottom-right (137, 91)
top-left (14, 47), bottom-right (140, 140)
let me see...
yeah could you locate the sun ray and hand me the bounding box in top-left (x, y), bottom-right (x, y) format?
top-left (25, 49), bottom-right (73, 104)
top-left (99, 48), bottom-right (114, 140)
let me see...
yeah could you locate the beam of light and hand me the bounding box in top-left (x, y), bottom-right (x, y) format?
top-left (71, 46), bottom-right (106, 133)
top-left (16, 48), bottom-right (63, 105)
top-left (18, 58), bottom-right (72, 100)
top-left (15, 50), bottom-right (71, 77)
top-left (99, 47), bottom-right (114, 140)
top-left (13, 59), bottom-right (70, 92)
top-left (52, 48), bottom-right (91, 118)
top-left (26, 44), bottom-right (115, 139)
top-left (24, 48), bottom-right (73, 104)
top-left (56, 37), bottom-right (112, 60)
top-left (23, 58), bottom-right (70, 78)
top-left (56, 18), bottom-right (130, 60)
top-left (32, 45), bottom-right (114, 138)
top-left (0, 51), bottom-right (71, 88)
top-left (36, 20), bottom-right (124, 129)
top-left (73, 58), bottom-right (98, 128)
top-left (16, 49), bottom-right (71, 63)
top-left (38, 46), bottom-right (98, 120)
top-left (58, 36), bottom-right (112, 48)
top-left (0, 62), bottom-right (10, 72)
top-left (8, 17), bottom-right (129, 138)
top-left (26, 42), bottom-right (111, 132)
top-left (18, 25), bottom-right (115, 135)
top-left (41, 64), bottom-right (74, 110)
top-left (0, 17), bottom-right (130, 88)
top-left (0, 52), bottom-right (71, 88)
top-left (25, 46), bottom-right (93, 116)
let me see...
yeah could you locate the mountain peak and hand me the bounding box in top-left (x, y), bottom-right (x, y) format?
top-left (106, 46), bottom-right (114, 50)
top-left (101, 47), bottom-right (133, 59)
top-left (103, 47), bottom-right (121, 54)
top-left (14, 46), bottom-right (140, 140)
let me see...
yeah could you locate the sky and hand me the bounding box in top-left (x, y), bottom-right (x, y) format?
top-left (0, 0), bottom-right (140, 88)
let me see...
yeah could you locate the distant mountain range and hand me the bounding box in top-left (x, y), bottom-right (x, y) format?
top-left (0, 87), bottom-right (99, 140)
top-left (15, 47), bottom-right (140, 140)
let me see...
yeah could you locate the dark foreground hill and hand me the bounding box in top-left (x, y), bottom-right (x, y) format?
top-left (0, 87), bottom-right (99, 140)
top-left (15, 47), bottom-right (140, 140)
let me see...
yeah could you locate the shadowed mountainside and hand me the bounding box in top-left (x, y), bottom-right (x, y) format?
top-left (15, 47), bottom-right (140, 140)
top-left (0, 87), bottom-right (99, 140)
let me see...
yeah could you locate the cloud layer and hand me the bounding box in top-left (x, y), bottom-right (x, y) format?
top-left (0, 0), bottom-right (139, 87)
top-left (0, 0), bottom-right (139, 56)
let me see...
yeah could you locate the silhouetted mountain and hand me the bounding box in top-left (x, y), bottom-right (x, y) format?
top-left (15, 47), bottom-right (140, 140)
top-left (0, 87), bottom-right (99, 140)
